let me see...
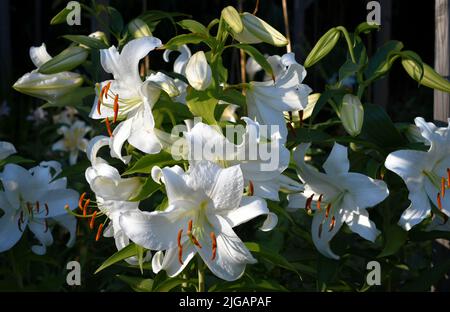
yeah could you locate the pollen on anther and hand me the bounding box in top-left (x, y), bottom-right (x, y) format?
top-left (90, 211), bottom-right (98, 230)
top-left (35, 201), bottom-right (40, 213)
top-left (210, 232), bottom-right (217, 261)
top-left (442, 177), bottom-right (446, 198)
top-left (78, 192), bottom-right (86, 210)
top-left (325, 203), bottom-right (331, 219)
top-left (177, 229), bottom-right (184, 264)
top-left (113, 94), bottom-right (119, 123)
top-left (329, 216), bottom-right (336, 232)
top-left (83, 199), bottom-right (90, 217)
top-left (105, 118), bottom-right (113, 137)
top-left (437, 192), bottom-right (443, 211)
top-left (248, 180), bottom-right (254, 196)
top-left (95, 223), bottom-right (104, 242)
top-left (317, 194), bottom-right (323, 211)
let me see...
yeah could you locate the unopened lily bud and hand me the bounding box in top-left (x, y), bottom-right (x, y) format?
top-left (38, 46), bottom-right (88, 74)
top-left (340, 94), bottom-right (364, 137)
top-left (402, 60), bottom-right (450, 93)
top-left (221, 6), bottom-right (243, 34)
top-left (89, 31), bottom-right (108, 46)
top-left (185, 51), bottom-right (212, 91)
top-left (13, 72), bottom-right (83, 102)
top-left (128, 18), bottom-right (152, 39)
top-left (304, 28), bottom-right (340, 68)
top-left (232, 13), bottom-right (288, 47)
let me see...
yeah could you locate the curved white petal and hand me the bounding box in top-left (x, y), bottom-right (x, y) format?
top-left (185, 51), bottom-right (212, 91)
top-left (29, 220), bottom-right (54, 255)
top-left (0, 141), bottom-right (16, 160)
top-left (152, 165), bottom-right (191, 205)
top-left (339, 172), bottom-right (389, 209)
top-left (398, 189), bottom-right (431, 230)
top-left (311, 208), bottom-right (345, 260)
top-left (29, 43), bottom-right (52, 68)
top-left (344, 209), bottom-right (380, 242)
top-left (0, 212), bottom-right (24, 253)
top-left (37, 188), bottom-right (79, 217)
top-left (323, 143), bottom-right (350, 175)
top-left (110, 118), bottom-right (133, 164)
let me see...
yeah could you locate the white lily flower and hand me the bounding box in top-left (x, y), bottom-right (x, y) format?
top-left (120, 161), bottom-right (277, 281)
top-left (26, 107), bottom-right (48, 126)
top-left (288, 143), bottom-right (389, 259)
top-left (52, 120), bottom-right (91, 165)
top-left (84, 136), bottom-right (150, 263)
top-left (0, 141), bottom-right (16, 161)
top-left (185, 51), bottom-right (212, 91)
top-left (385, 117), bottom-right (450, 230)
top-left (53, 107), bottom-right (78, 125)
top-left (91, 37), bottom-right (178, 163)
top-left (247, 53), bottom-right (312, 141)
top-left (184, 118), bottom-right (302, 200)
top-left (13, 43), bottom-right (83, 102)
top-left (163, 45), bottom-right (191, 103)
top-left (0, 161), bottom-right (78, 254)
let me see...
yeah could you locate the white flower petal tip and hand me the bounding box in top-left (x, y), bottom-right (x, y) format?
top-left (185, 51), bottom-right (212, 91)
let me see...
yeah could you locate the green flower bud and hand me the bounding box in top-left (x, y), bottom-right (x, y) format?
top-left (340, 94), bottom-right (364, 137)
top-left (304, 28), bottom-right (341, 68)
top-left (38, 46), bottom-right (88, 75)
top-left (128, 18), bottom-right (152, 39)
top-left (221, 6), bottom-right (243, 34)
top-left (402, 59), bottom-right (450, 93)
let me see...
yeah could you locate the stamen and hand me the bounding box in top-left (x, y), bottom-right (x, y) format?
top-left (442, 177), bottom-right (446, 198)
top-left (90, 211), bottom-right (97, 230)
top-left (19, 211), bottom-right (24, 223)
top-left (187, 220), bottom-right (193, 234)
top-left (44, 203), bottom-right (49, 216)
top-left (95, 224), bottom-right (104, 242)
top-left (113, 94), bottom-right (119, 123)
top-left (305, 194), bottom-right (314, 214)
top-left (105, 118), bottom-right (113, 137)
top-left (27, 202), bottom-right (32, 214)
top-left (104, 81), bottom-right (112, 99)
top-left (325, 203), bottom-right (331, 219)
top-left (83, 199), bottom-right (90, 217)
top-left (299, 110), bottom-right (304, 128)
top-left (317, 194), bottom-right (323, 212)
top-left (18, 218), bottom-right (23, 232)
top-left (437, 193), bottom-right (443, 211)
top-left (447, 168), bottom-right (450, 188)
top-left (97, 98), bottom-right (102, 115)
top-left (318, 223), bottom-right (323, 239)
top-left (44, 219), bottom-right (49, 233)
top-left (288, 111), bottom-right (293, 122)
top-left (248, 180), bottom-right (254, 196)
top-left (287, 122), bottom-right (297, 137)
top-left (78, 192), bottom-right (86, 210)
top-left (177, 229), bottom-right (183, 264)
top-left (35, 201), bottom-right (40, 213)
top-left (210, 232), bottom-right (217, 261)
top-left (329, 216), bottom-right (336, 232)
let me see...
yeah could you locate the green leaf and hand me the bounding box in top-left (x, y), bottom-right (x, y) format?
top-left (377, 224), bottom-right (408, 258)
top-left (245, 242), bottom-right (300, 277)
top-left (178, 19), bottom-right (208, 35)
top-left (410, 230), bottom-right (450, 241)
top-left (50, 7), bottom-right (71, 25)
top-left (0, 155), bottom-right (34, 169)
top-left (63, 35), bottom-right (108, 49)
top-left (124, 151), bottom-right (178, 175)
top-left (365, 40), bottom-right (404, 82)
top-left (95, 243), bottom-right (138, 274)
top-left (152, 277), bottom-right (188, 292)
top-left (39, 46), bottom-right (88, 74)
top-left (401, 258), bottom-right (450, 291)
top-left (304, 27), bottom-right (341, 68)
top-left (215, 88), bottom-right (246, 107)
top-left (97, 5), bottom-right (124, 35)
top-left (163, 33), bottom-right (207, 50)
top-left (186, 88), bottom-right (218, 125)
top-left (359, 103), bottom-right (405, 150)
top-left (129, 177), bottom-right (161, 202)
top-left (116, 275), bottom-right (153, 292)
top-left (289, 128), bottom-right (332, 144)
top-left (231, 43), bottom-right (274, 79)
top-left (338, 59), bottom-right (360, 83)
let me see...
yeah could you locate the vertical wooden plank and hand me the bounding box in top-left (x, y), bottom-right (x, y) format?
top-left (434, 0), bottom-right (450, 122)
top-left (373, 0), bottom-right (392, 107)
top-left (433, 0), bottom-right (450, 292)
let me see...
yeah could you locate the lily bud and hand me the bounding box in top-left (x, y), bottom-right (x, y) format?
top-left (221, 6), bottom-right (243, 34)
top-left (185, 51), bottom-right (212, 91)
top-left (340, 94), bottom-right (364, 137)
top-left (38, 46), bottom-right (88, 74)
top-left (304, 28), bottom-right (340, 68)
top-left (13, 71), bottom-right (83, 102)
top-left (89, 31), bottom-right (108, 46)
top-left (402, 60), bottom-right (450, 93)
top-left (232, 13), bottom-right (288, 47)
top-left (128, 18), bottom-right (152, 39)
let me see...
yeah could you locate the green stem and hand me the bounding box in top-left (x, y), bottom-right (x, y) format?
top-left (197, 256), bottom-right (205, 292)
top-left (337, 26), bottom-right (356, 64)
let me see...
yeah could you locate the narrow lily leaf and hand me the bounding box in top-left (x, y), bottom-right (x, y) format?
top-left (245, 242), bottom-right (300, 277)
top-left (377, 224), bottom-right (408, 258)
top-left (232, 43), bottom-right (274, 79)
top-left (129, 177), bottom-right (161, 202)
top-left (116, 275), bottom-right (153, 292)
top-left (39, 46), bottom-right (88, 74)
top-left (304, 28), bottom-right (341, 68)
top-left (95, 243), bottom-right (138, 274)
top-left (164, 33), bottom-right (207, 50)
top-left (152, 277), bottom-right (189, 292)
top-left (50, 7), bottom-right (71, 25)
top-left (63, 35), bottom-right (109, 49)
top-left (365, 40), bottom-right (404, 82)
top-left (177, 19), bottom-right (208, 35)
top-left (124, 151), bottom-right (179, 175)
